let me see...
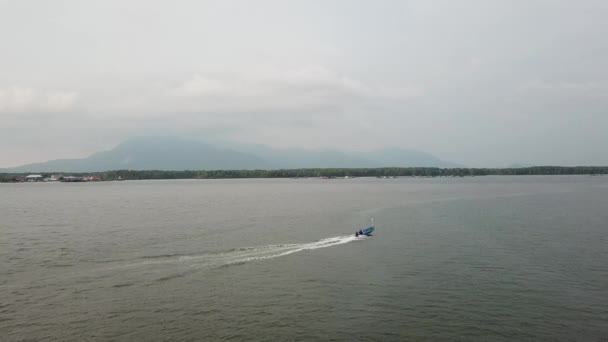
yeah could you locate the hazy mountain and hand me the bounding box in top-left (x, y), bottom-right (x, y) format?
top-left (359, 148), bottom-right (461, 168)
top-left (221, 144), bottom-right (375, 169)
top-left (207, 142), bottom-right (459, 168)
top-left (507, 163), bottom-right (535, 168)
top-left (3, 137), bottom-right (459, 172)
top-left (4, 137), bottom-right (271, 172)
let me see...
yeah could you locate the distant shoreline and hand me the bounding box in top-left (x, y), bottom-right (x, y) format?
top-left (1, 167), bottom-right (607, 183)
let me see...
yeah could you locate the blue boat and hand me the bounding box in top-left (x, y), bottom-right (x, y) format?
top-left (356, 218), bottom-right (375, 236)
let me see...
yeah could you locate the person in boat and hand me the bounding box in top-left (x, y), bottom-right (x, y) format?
top-left (355, 231), bottom-right (359, 237)
top-left (359, 229), bottom-right (363, 235)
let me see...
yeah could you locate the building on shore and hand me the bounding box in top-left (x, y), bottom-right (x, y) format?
top-left (25, 175), bottom-right (43, 182)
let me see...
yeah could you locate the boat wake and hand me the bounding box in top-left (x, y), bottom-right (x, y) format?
top-left (95, 235), bottom-right (369, 285)
top-left (116, 235), bottom-right (362, 272)
top-left (187, 235), bottom-right (362, 268)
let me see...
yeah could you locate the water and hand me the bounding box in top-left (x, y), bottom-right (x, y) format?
top-left (2, 176), bottom-right (607, 341)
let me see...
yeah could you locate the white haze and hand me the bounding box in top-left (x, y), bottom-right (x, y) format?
top-left (1, 0), bottom-right (607, 167)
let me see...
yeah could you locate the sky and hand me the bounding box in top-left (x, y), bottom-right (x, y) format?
top-left (1, 0), bottom-right (607, 167)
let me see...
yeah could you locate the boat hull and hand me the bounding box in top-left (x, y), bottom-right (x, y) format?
top-left (360, 226), bottom-right (375, 236)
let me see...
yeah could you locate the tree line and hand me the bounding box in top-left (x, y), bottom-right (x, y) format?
top-left (1, 166), bottom-right (607, 182)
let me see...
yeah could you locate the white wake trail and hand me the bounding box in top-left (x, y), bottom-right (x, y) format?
top-left (111, 235), bottom-right (364, 272)
top-left (190, 235), bottom-right (362, 268)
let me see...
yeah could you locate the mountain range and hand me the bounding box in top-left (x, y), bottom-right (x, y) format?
top-left (2, 137), bottom-right (460, 172)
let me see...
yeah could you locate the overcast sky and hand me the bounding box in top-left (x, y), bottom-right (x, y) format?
top-left (1, 0), bottom-right (607, 167)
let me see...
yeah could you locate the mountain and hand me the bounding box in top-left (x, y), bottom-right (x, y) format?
top-left (2, 137), bottom-right (459, 172)
top-left (507, 163), bottom-right (535, 168)
top-left (4, 137), bottom-right (271, 172)
top-left (221, 144), bottom-right (375, 169)
top-left (359, 148), bottom-right (461, 168)
top-left (222, 144), bottom-right (459, 168)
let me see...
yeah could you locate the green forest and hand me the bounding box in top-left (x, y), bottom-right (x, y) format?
top-left (1, 166), bottom-right (607, 182)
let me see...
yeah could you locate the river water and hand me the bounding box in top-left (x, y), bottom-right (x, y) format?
top-left (2, 176), bottom-right (607, 341)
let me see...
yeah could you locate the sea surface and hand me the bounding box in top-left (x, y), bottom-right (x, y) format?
top-left (1, 176), bottom-right (608, 341)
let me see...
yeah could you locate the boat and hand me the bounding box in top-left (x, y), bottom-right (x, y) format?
top-left (356, 218), bottom-right (375, 237)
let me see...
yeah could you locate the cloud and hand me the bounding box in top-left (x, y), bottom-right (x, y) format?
top-left (173, 76), bottom-right (229, 97)
top-left (164, 66), bottom-right (423, 113)
top-left (518, 80), bottom-right (608, 99)
top-left (273, 66), bottom-right (368, 94)
top-left (46, 91), bottom-right (79, 111)
top-left (0, 86), bottom-right (78, 114)
top-left (1, 0), bottom-right (607, 167)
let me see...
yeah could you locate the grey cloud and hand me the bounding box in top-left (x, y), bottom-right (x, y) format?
top-left (0, 87), bottom-right (78, 114)
top-left (162, 67), bottom-right (423, 113)
top-left (1, 0), bottom-right (607, 167)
